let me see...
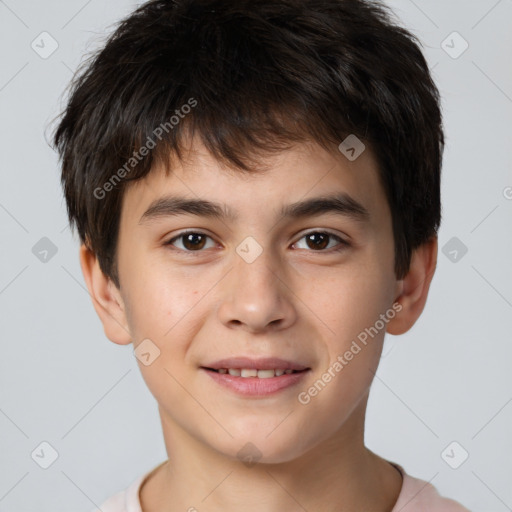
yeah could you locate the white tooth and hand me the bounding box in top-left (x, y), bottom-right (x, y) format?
top-left (284, 369), bottom-right (293, 374)
top-left (257, 369), bottom-right (275, 379)
top-left (228, 368), bottom-right (241, 376)
top-left (275, 369), bottom-right (285, 376)
top-left (218, 368), bottom-right (228, 374)
top-left (241, 369), bottom-right (258, 378)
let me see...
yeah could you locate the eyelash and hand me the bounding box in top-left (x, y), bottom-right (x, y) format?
top-left (164, 230), bottom-right (350, 255)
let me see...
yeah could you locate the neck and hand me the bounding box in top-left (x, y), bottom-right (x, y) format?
top-left (140, 397), bottom-right (403, 512)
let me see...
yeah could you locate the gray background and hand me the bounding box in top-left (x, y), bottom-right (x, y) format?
top-left (1, 0), bottom-right (511, 510)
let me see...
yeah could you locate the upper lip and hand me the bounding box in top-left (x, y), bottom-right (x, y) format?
top-left (202, 357), bottom-right (310, 371)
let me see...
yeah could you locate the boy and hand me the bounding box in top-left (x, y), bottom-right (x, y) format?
top-left (53, 0), bottom-right (470, 510)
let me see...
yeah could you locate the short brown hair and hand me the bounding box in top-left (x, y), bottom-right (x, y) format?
top-left (53, 0), bottom-right (444, 288)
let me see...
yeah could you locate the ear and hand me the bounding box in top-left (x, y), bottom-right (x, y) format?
top-left (386, 237), bottom-right (438, 336)
top-left (79, 244), bottom-right (132, 345)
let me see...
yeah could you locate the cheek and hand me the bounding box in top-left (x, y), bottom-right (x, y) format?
top-left (124, 270), bottom-right (203, 407)
top-left (122, 264), bottom-right (200, 343)
top-left (295, 268), bottom-right (391, 432)
top-left (303, 262), bottom-right (393, 348)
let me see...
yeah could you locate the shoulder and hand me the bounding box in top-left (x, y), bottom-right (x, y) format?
top-left (88, 461), bottom-right (167, 512)
top-left (391, 464), bottom-right (471, 512)
top-left (88, 472), bottom-right (147, 512)
top-left (89, 489), bottom-right (126, 512)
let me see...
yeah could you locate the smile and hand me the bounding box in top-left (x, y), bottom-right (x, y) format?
top-left (206, 368), bottom-right (303, 378)
top-left (201, 367), bottom-right (310, 396)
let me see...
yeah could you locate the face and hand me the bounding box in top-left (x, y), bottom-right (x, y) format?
top-left (113, 137), bottom-right (402, 463)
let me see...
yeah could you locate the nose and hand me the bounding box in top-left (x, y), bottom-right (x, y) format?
top-left (217, 248), bottom-right (297, 333)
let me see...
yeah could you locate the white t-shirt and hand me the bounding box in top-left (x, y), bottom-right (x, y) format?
top-left (91, 461), bottom-right (471, 512)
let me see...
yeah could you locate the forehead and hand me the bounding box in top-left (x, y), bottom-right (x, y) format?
top-left (120, 137), bottom-right (390, 229)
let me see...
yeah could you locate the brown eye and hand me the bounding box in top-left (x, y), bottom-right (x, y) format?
top-left (294, 231), bottom-right (349, 252)
top-left (166, 231), bottom-right (215, 252)
top-left (305, 233), bottom-right (329, 250)
top-left (182, 233), bottom-right (206, 250)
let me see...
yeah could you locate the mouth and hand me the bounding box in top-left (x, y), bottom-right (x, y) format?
top-left (200, 357), bottom-right (311, 396)
top-left (202, 367), bottom-right (307, 378)
top-left (201, 357), bottom-right (310, 375)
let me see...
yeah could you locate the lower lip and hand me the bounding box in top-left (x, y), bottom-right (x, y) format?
top-left (201, 368), bottom-right (310, 396)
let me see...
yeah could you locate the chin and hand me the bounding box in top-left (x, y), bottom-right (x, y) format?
top-left (210, 423), bottom-right (315, 466)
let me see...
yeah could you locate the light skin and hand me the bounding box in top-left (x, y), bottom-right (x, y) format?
top-left (80, 136), bottom-right (437, 512)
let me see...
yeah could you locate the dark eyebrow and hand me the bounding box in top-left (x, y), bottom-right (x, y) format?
top-left (139, 193), bottom-right (370, 224)
top-left (280, 194), bottom-right (370, 222)
top-left (139, 196), bottom-right (238, 224)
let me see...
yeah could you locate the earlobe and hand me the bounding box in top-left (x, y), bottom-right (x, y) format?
top-left (386, 237), bottom-right (438, 336)
top-left (79, 244), bottom-right (132, 345)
